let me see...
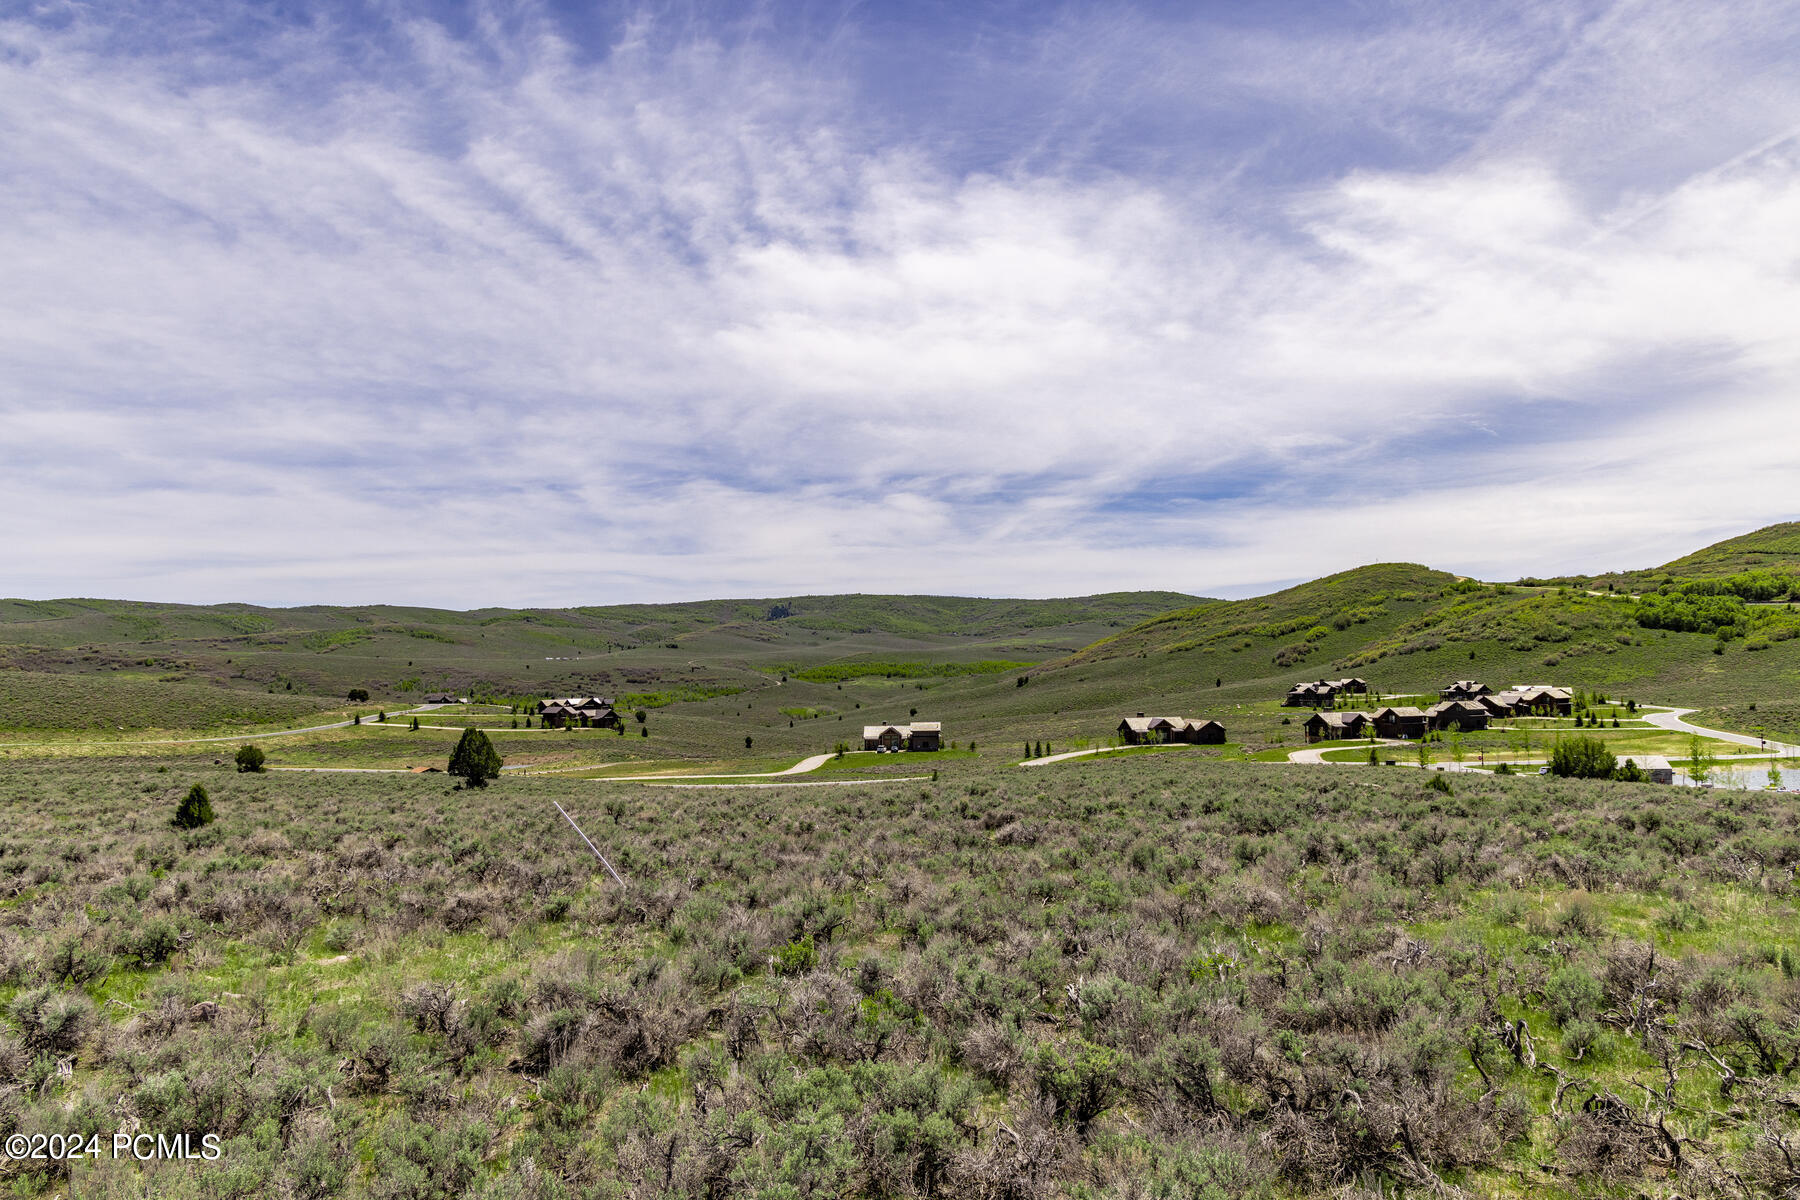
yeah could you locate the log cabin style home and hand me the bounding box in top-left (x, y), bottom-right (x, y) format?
top-left (1284, 681), bottom-right (1340, 707)
top-left (1425, 699), bottom-right (1491, 732)
top-left (1439, 680), bottom-right (1493, 700)
top-left (1117, 715), bottom-right (1227, 745)
top-left (1488, 686), bottom-right (1574, 716)
top-left (1371, 706), bottom-right (1429, 740)
top-left (1304, 711), bottom-right (1370, 742)
top-left (862, 723), bottom-right (941, 751)
top-left (537, 696), bottom-right (623, 729)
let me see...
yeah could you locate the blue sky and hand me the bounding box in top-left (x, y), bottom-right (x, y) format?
top-left (4, 0), bottom-right (1799, 606)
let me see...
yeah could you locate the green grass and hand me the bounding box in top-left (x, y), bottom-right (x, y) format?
top-left (4, 756), bottom-right (1799, 1198)
top-left (0, 669), bottom-right (339, 731)
top-left (772, 659), bottom-right (1032, 683)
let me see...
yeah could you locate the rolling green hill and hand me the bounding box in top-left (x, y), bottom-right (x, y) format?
top-left (6, 523), bottom-right (1800, 749)
top-left (0, 591), bottom-right (1202, 730)
top-left (987, 524), bottom-right (1800, 731)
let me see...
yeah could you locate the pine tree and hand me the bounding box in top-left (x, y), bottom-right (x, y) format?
top-left (173, 783), bottom-right (214, 829)
top-left (448, 727), bottom-right (503, 788)
top-left (234, 744), bottom-right (265, 773)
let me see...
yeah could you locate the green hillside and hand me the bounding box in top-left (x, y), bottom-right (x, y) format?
top-left (7, 523), bottom-right (1800, 753)
top-left (0, 591), bottom-right (1202, 731)
top-left (978, 525), bottom-right (1800, 736)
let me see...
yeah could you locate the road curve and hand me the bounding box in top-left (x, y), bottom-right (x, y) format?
top-left (1638, 708), bottom-right (1800, 757)
top-left (1020, 745), bottom-right (1196, 767)
top-left (1287, 739), bottom-right (1407, 764)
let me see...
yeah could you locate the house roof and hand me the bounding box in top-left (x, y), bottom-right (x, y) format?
top-left (1311, 711), bottom-right (1369, 727)
top-left (909, 722), bottom-right (941, 733)
top-left (1627, 754), bottom-right (1673, 770)
top-left (1374, 706), bottom-right (1427, 719)
top-left (864, 724), bottom-right (908, 739)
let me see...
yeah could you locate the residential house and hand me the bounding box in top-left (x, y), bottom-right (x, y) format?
top-left (1304, 711), bottom-right (1369, 742)
top-left (1440, 680), bottom-right (1493, 700)
top-left (1329, 678), bottom-right (1371, 694)
top-left (1511, 686), bottom-right (1574, 716)
top-left (1284, 681), bottom-right (1341, 707)
top-left (1371, 706), bottom-right (1429, 740)
top-left (1118, 715), bottom-right (1226, 745)
top-left (863, 724), bottom-right (907, 751)
top-left (862, 723), bottom-right (942, 751)
top-left (1426, 700), bottom-right (1490, 732)
top-left (538, 696), bottom-right (623, 729)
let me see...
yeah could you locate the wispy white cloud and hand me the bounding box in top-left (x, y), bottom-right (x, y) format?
top-left (1, 0), bottom-right (1797, 606)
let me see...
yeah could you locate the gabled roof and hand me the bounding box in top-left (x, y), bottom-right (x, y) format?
top-left (1119, 716), bottom-right (1156, 732)
top-left (864, 724), bottom-right (908, 739)
top-left (1374, 706), bottom-right (1427, 719)
top-left (1627, 755), bottom-right (1673, 771)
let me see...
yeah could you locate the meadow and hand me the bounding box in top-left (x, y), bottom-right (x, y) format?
top-left (2, 754), bottom-right (1798, 1198)
top-left (8, 526), bottom-right (1800, 1196)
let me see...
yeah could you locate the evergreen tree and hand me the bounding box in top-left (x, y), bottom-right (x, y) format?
top-left (173, 783), bottom-right (215, 829)
top-left (234, 744), bottom-right (265, 773)
top-left (448, 727), bottom-right (503, 787)
top-left (410, 716), bottom-right (419, 730)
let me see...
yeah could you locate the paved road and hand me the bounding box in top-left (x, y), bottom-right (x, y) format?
top-left (1639, 707), bottom-right (1800, 756)
top-left (640, 775), bottom-right (931, 789)
top-left (271, 752), bottom-right (842, 781)
top-left (1020, 746), bottom-right (1192, 767)
top-left (1287, 739), bottom-right (1408, 764)
top-left (565, 755), bottom-right (838, 784)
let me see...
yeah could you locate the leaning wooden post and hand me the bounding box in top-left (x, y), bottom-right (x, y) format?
top-left (553, 801), bottom-right (628, 888)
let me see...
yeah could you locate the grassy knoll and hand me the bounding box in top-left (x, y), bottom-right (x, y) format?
top-left (0, 670), bottom-right (339, 732)
top-left (2, 757), bottom-right (1798, 1197)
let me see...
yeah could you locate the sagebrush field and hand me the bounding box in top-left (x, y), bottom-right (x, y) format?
top-left (2, 755), bottom-right (1798, 1198)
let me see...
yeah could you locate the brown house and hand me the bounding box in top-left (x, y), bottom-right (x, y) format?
top-left (1371, 706), bottom-right (1429, 740)
top-left (1305, 711), bottom-right (1369, 742)
top-left (1440, 680), bottom-right (1493, 701)
top-left (862, 723), bottom-right (941, 751)
top-left (1118, 715), bottom-right (1226, 745)
top-left (538, 696), bottom-right (623, 729)
top-left (1329, 678), bottom-right (1371, 694)
top-left (1426, 700), bottom-right (1490, 732)
top-left (1284, 681), bottom-right (1341, 707)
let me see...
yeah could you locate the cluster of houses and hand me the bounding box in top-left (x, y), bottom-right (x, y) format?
top-left (537, 696), bottom-right (624, 730)
top-left (1116, 714), bottom-right (1227, 744)
top-left (1299, 679), bottom-right (1578, 743)
top-left (862, 722), bottom-right (943, 751)
top-left (1283, 678), bottom-right (1370, 706)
